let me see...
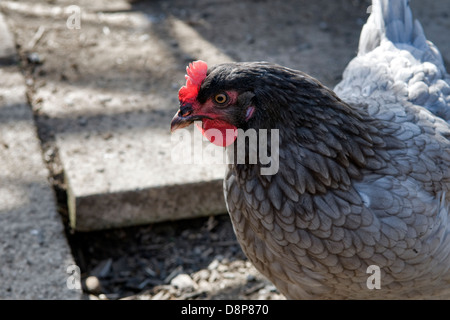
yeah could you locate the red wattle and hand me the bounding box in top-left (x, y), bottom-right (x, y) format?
top-left (196, 120), bottom-right (237, 147)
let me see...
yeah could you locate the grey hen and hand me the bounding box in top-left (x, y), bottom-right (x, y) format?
top-left (171, 0), bottom-right (450, 299)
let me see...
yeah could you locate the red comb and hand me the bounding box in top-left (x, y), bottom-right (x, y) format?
top-left (178, 60), bottom-right (208, 103)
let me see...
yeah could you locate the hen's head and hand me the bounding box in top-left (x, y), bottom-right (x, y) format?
top-left (170, 60), bottom-right (338, 147)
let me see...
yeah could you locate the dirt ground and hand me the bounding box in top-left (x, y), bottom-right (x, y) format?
top-left (1, 0), bottom-right (449, 300)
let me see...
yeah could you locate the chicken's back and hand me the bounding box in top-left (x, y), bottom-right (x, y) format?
top-left (335, 0), bottom-right (450, 122)
top-left (334, 0), bottom-right (450, 297)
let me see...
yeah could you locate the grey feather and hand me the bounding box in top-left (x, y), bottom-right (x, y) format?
top-left (212, 0), bottom-right (450, 300)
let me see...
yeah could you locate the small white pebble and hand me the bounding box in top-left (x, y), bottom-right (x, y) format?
top-left (170, 273), bottom-right (198, 291)
top-left (85, 276), bottom-right (101, 293)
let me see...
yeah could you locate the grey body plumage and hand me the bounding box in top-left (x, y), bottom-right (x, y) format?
top-left (220, 0), bottom-right (450, 299)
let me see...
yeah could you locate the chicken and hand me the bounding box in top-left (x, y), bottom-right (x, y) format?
top-left (170, 0), bottom-right (450, 299)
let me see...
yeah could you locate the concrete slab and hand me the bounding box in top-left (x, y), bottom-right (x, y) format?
top-left (1, 0), bottom-right (449, 231)
top-left (0, 20), bottom-right (81, 297)
top-left (36, 10), bottom-right (233, 231)
top-left (0, 11), bottom-right (15, 65)
top-left (58, 93), bottom-right (231, 231)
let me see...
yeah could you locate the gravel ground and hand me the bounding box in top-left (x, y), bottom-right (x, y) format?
top-left (70, 214), bottom-right (285, 300)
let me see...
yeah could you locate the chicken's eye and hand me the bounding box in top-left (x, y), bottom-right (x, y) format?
top-left (214, 93), bottom-right (228, 105)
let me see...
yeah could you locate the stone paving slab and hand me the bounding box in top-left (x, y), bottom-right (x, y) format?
top-left (0, 68), bottom-right (82, 299)
top-left (0, 11), bottom-right (15, 65)
top-left (0, 12), bottom-right (81, 299)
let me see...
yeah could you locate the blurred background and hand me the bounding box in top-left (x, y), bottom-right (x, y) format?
top-left (0, 0), bottom-right (449, 300)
